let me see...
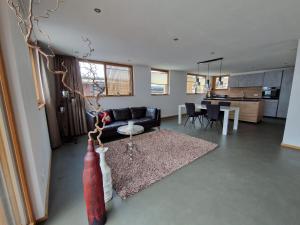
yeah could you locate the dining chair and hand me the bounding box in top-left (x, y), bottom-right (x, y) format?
top-left (200, 100), bottom-right (211, 123)
top-left (184, 103), bottom-right (202, 127)
top-left (205, 104), bottom-right (222, 131)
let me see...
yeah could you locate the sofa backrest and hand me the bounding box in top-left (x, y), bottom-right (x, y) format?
top-left (130, 107), bottom-right (147, 119)
top-left (112, 108), bottom-right (132, 121)
top-left (109, 107), bottom-right (158, 121)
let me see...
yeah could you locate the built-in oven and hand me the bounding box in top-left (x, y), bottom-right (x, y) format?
top-left (262, 87), bottom-right (280, 99)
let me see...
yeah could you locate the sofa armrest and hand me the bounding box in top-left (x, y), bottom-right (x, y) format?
top-left (146, 107), bottom-right (161, 126)
top-left (86, 111), bottom-right (97, 131)
top-left (157, 108), bottom-right (161, 126)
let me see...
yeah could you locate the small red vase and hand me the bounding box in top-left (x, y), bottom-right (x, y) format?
top-left (83, 140), bottom-right (106, 225)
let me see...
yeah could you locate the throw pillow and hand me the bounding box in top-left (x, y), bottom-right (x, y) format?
top-left (99, 111), bottom-right (112, 125)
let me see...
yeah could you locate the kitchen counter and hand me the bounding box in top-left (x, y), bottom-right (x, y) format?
top-left (204, 97), bottom-right (262, 102)
top-left (204, 98), bottom-right (264, 123)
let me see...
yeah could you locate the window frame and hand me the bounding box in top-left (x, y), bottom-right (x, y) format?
top-left (212, 75), bottom-right (229, 90)
top-left (28, 47), bottom-right (45, 109)
top-left (150, 68), bottom-right (170, 96)
top-left (186, 73), bottom-right (206, 95)
top-left (79, 59), bottom-right (134, 97)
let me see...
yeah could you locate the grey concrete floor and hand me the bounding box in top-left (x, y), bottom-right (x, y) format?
top-left (41, 117), bottom-right (300, 225)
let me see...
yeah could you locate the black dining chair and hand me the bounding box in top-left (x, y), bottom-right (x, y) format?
top-left (218, 101), bottom-right (231, 124)
top-left (206, 104), bottom-right (222, 131)
top-left (200, 100), bottom-right (211, 123)
top-left (184, 103), bottom-right (202, 127)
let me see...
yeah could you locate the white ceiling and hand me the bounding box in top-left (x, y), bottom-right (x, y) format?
top-left (34, 0), bottom-right (300, 74)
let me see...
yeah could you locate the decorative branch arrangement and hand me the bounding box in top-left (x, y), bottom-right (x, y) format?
top-left (7, 0), bottom-right (106, 146)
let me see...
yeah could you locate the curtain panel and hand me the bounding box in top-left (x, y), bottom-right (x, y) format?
top-left (54, 55), bottom-right (88, 139)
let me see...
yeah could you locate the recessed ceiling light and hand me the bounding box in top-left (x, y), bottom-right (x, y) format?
top-left (173, 38), bottom-right (179, 42)
top-left (94, 8), bottom-right (102, 14)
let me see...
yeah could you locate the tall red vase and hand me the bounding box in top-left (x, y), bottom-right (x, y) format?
top-left (83, 140), bottom-right (106, 225)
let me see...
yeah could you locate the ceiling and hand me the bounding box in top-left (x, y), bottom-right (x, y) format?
top-left (34, 0), bottom-right (300, 74)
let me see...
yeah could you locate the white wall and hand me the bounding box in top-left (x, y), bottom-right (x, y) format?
top-left (282, 40), bottom-right (300, 148)
top-left (100, 65), bottom-right (204, 117)
top-left (0, 1), bottom-right (52, 220)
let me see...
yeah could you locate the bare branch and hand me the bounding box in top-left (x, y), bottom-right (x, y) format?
top-left (7, 0), bottom-right (106, 146)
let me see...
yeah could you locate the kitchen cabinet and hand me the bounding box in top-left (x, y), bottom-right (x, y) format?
top-left (238, 73), bottom-right (264, 87)
top-left (228, 76), bottom-right (239, 87)
top-left (263, 99), bottom-right (278, 117)
top-left (277, 69), bottom-right (294, 118)
top-left (263, 71), bottom-right (283, 87)
top-left (237, 75), bottom-right (247, 87)
top-left (229, 73), bottom-right (264, 88)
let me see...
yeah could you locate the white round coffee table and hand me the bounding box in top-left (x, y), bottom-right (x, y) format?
top-left (117, 125), bottom-right (144, 160)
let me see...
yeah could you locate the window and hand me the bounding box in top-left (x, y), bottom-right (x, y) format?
top-left (186, 74), bottom-right (206, 94)
top-left (29, 48), bottom-right (45, 109)
top-left (79, 61), bottom-right (133, 97)
top-left (151, 69), bottom-right (169, 95)
top-left (213, 75), bottom-right (229, 90)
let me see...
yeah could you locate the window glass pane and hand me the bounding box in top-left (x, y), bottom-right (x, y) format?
top-left (151, 70), bottom-right (169, 95)
top-left (186, 75), bottom-right (196, 93)
top-left (186, 74), bottom-right (206, 94)
top-left (106, 65), bottom-right (132, 96)
top-left (215, 76), bottom-right (229, 89)
top-left (79, 61), bottom-right (106, 96)
top-left (151, 71), bottom-right (168, 85)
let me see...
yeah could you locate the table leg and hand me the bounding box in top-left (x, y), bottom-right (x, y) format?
top-left (222, 110), bottom-right (229, 135)
top-left (178, 105), bottom-right (182, 124)
top-left (126, 132), bottom-right (140, 160)
top-left (233, 108), bottom-right (239, 130)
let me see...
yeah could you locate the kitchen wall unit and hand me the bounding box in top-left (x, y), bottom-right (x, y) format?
top-left (263, 99), bottom-right (278, 117)
top-left (239, 73), bottom-right (264, 87)
top-left (263, 71), bottom-right (283, 87)
top-left (228, 75), bottom-right (239, 87)
top-left (228, 68), bottom-right (294, 119)
top-left (229, 73), bottom-right (264, 88)
top-left (277, 69), bottom-right (294, 118)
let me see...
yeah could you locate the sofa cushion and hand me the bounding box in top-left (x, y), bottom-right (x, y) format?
top-left (130, 117), bottom-right (154, 125)
top-left (103, 121), bottom-right (127, 130)
top-left (112, 108), bottom-right (132, 121)
top-left (130, 107), bottom-right (146, 119)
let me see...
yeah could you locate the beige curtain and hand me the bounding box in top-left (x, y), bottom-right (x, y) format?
top-left (39, 54), bottom-right (62, 149)
top-left (54, 55), bottom-right (87, 139)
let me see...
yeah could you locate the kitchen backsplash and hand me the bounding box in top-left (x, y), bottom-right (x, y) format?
top-left (212, 87), bottom-right (262, 98)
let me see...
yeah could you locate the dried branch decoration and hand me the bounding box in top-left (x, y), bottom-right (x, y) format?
top-left (7, 0), bottom-right (106, 146)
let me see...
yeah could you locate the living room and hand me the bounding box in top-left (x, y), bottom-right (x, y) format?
top-left (0, 1), bottom-right (300, 225)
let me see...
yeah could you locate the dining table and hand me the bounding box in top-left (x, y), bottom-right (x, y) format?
top-left (178, 104), bottom-right (240, 135)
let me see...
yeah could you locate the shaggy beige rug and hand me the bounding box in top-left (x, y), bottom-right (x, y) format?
top-left (105, 129), bottom-right (217, 199)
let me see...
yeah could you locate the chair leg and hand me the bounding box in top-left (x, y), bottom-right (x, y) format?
top-left (184, 116), bottom-right (190, 127)
top-left (198, 116), bottom-right (202, 127)
top-left (205, 120), bottom-right (211, 129)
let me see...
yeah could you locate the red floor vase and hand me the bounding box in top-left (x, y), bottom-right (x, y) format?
top-left (83, 140), bottom-right (106, 225)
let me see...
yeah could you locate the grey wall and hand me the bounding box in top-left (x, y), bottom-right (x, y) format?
top-left (0, 1), bottom-right (52, 220)
top-left (100, 65), bottom-right (204, 117)
top-left (283, 40), bottom-right (300, 147)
